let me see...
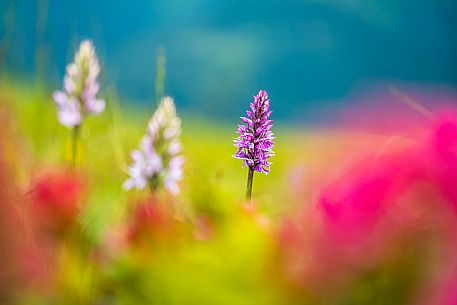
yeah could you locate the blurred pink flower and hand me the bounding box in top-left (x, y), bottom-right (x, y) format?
top-left (277, 115), bottom-right (457, 304)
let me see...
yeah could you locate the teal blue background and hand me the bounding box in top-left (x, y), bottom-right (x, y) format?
top-left (1, 0), bottom-right (456, 121)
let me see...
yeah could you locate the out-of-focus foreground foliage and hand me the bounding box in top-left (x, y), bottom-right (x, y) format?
top-left (2, 77), bottom-right (457, 305)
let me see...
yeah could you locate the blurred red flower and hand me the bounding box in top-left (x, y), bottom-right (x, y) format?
top-left (127, 198), bottom-right (174, 244)
top-left (29, 170), bottom-right (85, 233)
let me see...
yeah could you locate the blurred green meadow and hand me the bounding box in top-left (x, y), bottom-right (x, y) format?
top-left (0, 77), bottom-right (313, 304)
top-left (4, 66), bottom-right (457, 305)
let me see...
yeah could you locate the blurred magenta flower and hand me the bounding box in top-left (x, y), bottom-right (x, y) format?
top-left (277, 115), bottom-right (457, 304)
top-left (234, 89), bottom-right (274, 173)
top-left (124, 97), bottom-right (183, 194)
top-left (52, 40), bottom-right (105, 128)
top-left (424, 117), bottom-right (457, 211)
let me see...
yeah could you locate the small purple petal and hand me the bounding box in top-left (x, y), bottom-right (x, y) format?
top-left (53, 91), bottom-right (68, 107)
top-left (233, 89), bottom-right (274, 174)
top-left (85, 98), bottom-right (105, 114)
top-left (58, 98), bottom-right (81, 128)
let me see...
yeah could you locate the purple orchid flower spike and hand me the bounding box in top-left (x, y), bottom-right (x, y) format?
top-left (53, 40), bottom-right (105, 128)
top-left (233, 90), bottom-right (275, 200)
top-left (124, 97), bottom-right (184, 195)
top-left (52, 40), bottom-right (105, 166)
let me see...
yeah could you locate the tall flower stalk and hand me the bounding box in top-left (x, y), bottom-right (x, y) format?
top-left (53, 40), bottom-right (105, 166)
top-left (233, 90), bottom-right (275, 200)
top-left (124, 97), bottom-right (183, 195)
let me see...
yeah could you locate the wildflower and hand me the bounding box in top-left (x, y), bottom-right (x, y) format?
top-left (30, 170), bottom-right (85, 232)
top-left (53, 40), bottom-right (105, 128)
top-left (124, 97), bottom-right (183, 194)
top-left (127, 199), bottom-right (174, 243)
top-left (233, 90), bottom-right (274, 199)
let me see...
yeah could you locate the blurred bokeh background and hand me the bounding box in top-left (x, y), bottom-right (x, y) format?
top-left (2, 2), bottom-right (457, 305)
top-left (2, 0), bottom-right (457, 122)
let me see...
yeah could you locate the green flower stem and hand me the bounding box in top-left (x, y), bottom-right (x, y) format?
top-left (72, 125), bottom-right (80, 167)
top-left (149, 178), bottom-right (159, 195)
top-left (245, 167), bottom-right (254, 201)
